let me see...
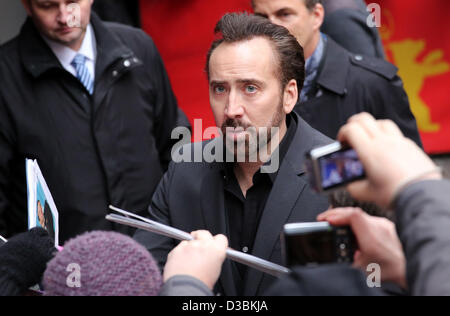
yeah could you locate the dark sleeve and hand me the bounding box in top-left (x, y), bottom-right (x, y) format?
top-left (0, 228), bottom-right (55, 296)
top-left (0, 92), bottom-right (15, 238)
top-left (395, 180), bottom-right (450, 296)
top-left (133, 161), bottom-right (177, 269)
top-left (322, 9), bottom-right (385, 59)
top-left (142, 33), bottom-right (190, 171)
top-left (159, 275), bottom-right (214, 296)
top-left (264, 265), bottom-right (383, 296)
top-left (369, 75), bottom-right (423, 148)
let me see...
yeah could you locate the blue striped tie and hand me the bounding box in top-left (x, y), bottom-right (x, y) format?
top-left (71, 54), bottom-right (94, 95)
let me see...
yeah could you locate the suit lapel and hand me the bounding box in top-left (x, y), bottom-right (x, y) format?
top-left (200, 163), bottom-right (238, 296)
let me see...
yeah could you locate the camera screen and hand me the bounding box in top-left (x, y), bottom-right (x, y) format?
top-left (285, 230), bottom-right (335, 266)
top-left (319, 149), bottom-right (365, 190)
top-left (283, 224), bottom-right (356, 267)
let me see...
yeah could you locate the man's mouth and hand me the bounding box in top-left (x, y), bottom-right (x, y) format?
top-left (56, 26), bottom-right (75, 34)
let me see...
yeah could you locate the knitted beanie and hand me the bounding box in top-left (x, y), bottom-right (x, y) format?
top-left (0, 228), bottom-right (56, 296)
top-left (43, 231), bottom-right (162, 296)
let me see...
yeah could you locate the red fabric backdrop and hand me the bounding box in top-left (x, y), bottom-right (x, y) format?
top-left (140, 0), bottom-right (450, 154)
top-left (380, 0), bottom-right (450, 154)
top-left (140, 0), bottom-right (252, 132)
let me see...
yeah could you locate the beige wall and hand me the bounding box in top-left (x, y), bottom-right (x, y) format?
top-left (0, 1), bottom-right (27, 44)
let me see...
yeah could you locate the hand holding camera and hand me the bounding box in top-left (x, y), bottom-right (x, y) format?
top-left (306, 112), bottom-right (442, 208)
top-left (337, 113), bottom-right (442, 208)
top-left (291, 112), bottom-right (441, 289)
top-left (317, 207), bottom-right (407, 289)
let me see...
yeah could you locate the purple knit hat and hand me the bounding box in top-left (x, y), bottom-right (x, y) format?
top-left (43, 231), bottom-right (162, 296)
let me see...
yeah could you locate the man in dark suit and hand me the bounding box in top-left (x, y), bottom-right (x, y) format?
top-left (252, 0), bottom-right (422, 147)
top-left (134, 13), bottom-right (333, 296)
top-left (0, 0), bottom-right (188, 242)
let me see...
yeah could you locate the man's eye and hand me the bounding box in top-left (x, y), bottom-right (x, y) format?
top-left (278, 12), bottom-right (291, 18)
top-left (245, 85), bottom-right (257, 93)
top-left (214, 86), bottom-right (226, 94)
top-left (40, 3), bottom-right (55, 9)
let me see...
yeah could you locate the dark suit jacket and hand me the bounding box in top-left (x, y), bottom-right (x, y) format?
top-left (134, 113), bottom-right (333, 296)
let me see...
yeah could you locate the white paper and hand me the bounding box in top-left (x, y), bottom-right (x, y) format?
top-left (26, 159), bottom-right (59, 247)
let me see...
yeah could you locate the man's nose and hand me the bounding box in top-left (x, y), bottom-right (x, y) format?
top-left (56, 5), bottom-right (70, 25)
top-left (225, 90), bottom-right (245, 119)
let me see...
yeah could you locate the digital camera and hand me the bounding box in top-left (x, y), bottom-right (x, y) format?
top-left (305, 142), bottom-right (365, 193)
top-left (281, 222), bottom-right (356, 267)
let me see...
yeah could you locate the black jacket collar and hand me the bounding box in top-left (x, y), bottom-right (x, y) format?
top-left (315, 37), bottom-right (351, 96)
top-left (19, 13), bottom-right (133, 80)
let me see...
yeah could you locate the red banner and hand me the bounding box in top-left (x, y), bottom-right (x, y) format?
top-left (140, 0), bottom-right (252, 131)
top-left (140, 0), bottom-right (450, 154)
top-left (380, 0), bottom-right (450, 154)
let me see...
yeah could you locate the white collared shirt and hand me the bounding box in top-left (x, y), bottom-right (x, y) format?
top-left (42, 24), bottom-right (97, 82)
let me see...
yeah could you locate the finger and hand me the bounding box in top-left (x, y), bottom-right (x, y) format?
top-left (191, 230), bottom-right (213, 241)
top-left (377, 120), bottom-right (404, 137)
top-left (347, 112), bottom-right (382, 139)
top-left (347, 112), bottom-right (376, 124)
top-left (317, 208), bottom-right (353, 222)
top-left (321, 207), bottom-right (371, 247)
top-left (214, 234), bottom-right (229, 249)
top-left (320, 208), bottom-right (360, 226)
top-left (337, 122), bottom-right (371, 156)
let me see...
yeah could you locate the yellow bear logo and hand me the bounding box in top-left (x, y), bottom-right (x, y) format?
top-left (388, 40), bottom-right (449, 132)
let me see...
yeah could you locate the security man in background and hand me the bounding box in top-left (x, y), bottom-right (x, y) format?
top-left (252, 0), bottom-right (422, 146)
top-left (0, 0), bottom-right (188, 242)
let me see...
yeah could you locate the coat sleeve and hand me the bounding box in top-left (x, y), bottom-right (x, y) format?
top-left (133, 161), bottom-right (178, 269)
top-left (0, 91), bottom-right (16, 237)
top-left (159, 275), bottom-right (214, 296)
top-left (395, 180), bottom-right (450, 295)
top-left (369, 74), bottom-right (423, 148)
top-left (141, 32), bottom-right (191, 171)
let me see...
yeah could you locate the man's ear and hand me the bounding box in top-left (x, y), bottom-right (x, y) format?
top-left (312, 3), bottom-right (325, 31)
top-left (21, 0), bottom-right (32, 16)
top-left (283, 79), bottom-right (298, 114)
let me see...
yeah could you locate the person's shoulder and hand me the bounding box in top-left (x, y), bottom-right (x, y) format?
top-left (296, 113), bottom-right (334, 147)
top-left (326, 38), bottom-right (398, 81)
top-left (169, 139), bottom-right (223, 172)
top-left (104, 21), bottom-right (154, 45)
top-left (0, 36), bottom-right (20, 65)
top-left (348, 53), bottom-right (399, 81)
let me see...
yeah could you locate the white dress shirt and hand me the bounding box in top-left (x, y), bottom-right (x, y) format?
top-left (42, 24), bottom-right (97, 82)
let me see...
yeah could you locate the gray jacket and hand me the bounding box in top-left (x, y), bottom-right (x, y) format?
top-left (395, 179), bottom-right (450, 296)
